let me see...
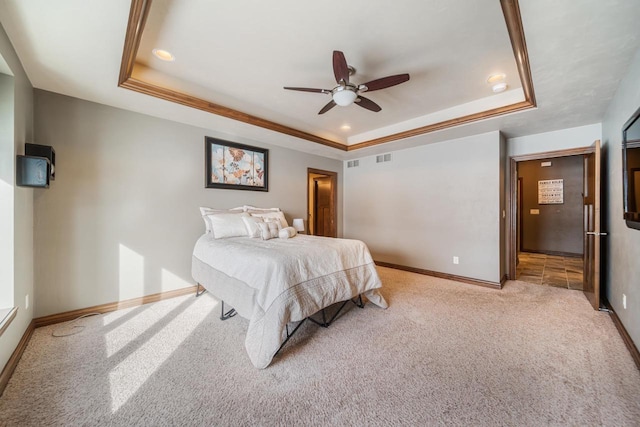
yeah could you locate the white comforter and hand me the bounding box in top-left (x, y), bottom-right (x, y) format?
top-left (192, 234), bottom-right (387, 368)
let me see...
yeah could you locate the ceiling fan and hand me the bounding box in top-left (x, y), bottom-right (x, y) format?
top-left (284, 50), bottom-right (410, 115)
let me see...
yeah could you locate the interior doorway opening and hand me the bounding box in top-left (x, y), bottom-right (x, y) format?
top-left (515, 155), bottom-right (585, 289)
top-left (509, 142), bottom-right (602, 310)
top-left (307, 168), bottom-right (337, 237)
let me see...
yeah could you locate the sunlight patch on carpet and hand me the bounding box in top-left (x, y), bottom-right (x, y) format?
top-left (102, 306), bottom-right (146, 327)
top-left (108, 300), bottom-right (214, 412)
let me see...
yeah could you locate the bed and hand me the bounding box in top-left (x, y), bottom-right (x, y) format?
top-left (191, 212), bottom-right (387, 368)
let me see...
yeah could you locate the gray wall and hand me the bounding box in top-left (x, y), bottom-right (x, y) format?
top-left (507, 124), bottom-right (602, 157)
top-left (33, 90), bottom-right (343, 317)
top-left (602, 47), bottom-right (640, 350)
top-left (343, 131), bottom-right (503, 284)
top-left (0, 22), bottom-right (34, 372)
top-left (518, 156), bottom-right (584, 255)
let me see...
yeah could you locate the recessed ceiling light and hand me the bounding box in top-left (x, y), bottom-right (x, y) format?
top-left (492, 82), bottom-right (508, 93)
top-left (340, 124), bottom-right (351, 131)
top-left (487, 73), bottom-right (506, 84)
top-left (152, 49), bottom-right (175, 62)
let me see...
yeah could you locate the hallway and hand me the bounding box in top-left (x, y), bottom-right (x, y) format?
top-left (516, 252), bottom-right (584, 290)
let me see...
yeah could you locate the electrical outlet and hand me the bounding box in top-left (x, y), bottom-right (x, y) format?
top-left (623, 294), bottom-right (627, 310)
top-left (453, 256), bottom-right (459, 265)
top-left (25, 294), bottom-right (29, 309)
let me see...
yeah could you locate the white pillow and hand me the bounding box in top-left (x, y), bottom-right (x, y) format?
top-left (257, 221), bottom-right (281, 240)
top-left (242, 216), bottom-right (264, 238)
top-left (199, 206), bottom-right (243, 233)
top-left (250, 211), bottom-right (289, 229)
top-left (244, 205), bottom-right (280, 213)
top-left (207, 212), bottom-right (250, 239)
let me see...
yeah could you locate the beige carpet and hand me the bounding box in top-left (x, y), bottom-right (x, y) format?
top-left (1, 267), bottom-right (639, 426)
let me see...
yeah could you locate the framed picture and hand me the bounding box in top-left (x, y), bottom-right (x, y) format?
top-left (205, 137), bottom-right (268, 191)
top-left (538, 179), bottom-right (563, 204)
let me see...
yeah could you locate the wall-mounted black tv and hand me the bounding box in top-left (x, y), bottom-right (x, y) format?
top-left (622, 106), bottom-right (640, 230)
top-left (16, 155), bottom-right (50, 188)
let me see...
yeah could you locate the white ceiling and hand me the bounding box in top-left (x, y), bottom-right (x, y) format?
top-left (1, 0), bottom-right (639, 160)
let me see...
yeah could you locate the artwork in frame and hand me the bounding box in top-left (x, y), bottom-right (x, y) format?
top-left (205, 137), bottom-right (268, 191)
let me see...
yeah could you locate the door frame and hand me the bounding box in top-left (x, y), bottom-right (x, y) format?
top-left (508, 146), bottom-right (595, 279)
top-left (307, 168), bottom-right (338, 237)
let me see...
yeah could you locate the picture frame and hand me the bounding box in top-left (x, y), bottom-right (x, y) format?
top-left (537, 179), bottom-right (564, 204)
top-left (205, 137), bottom-right (268, 191)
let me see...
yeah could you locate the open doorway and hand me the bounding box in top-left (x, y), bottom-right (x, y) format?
top-left (509, 143), bottom-right (602, 309)
top-left (515, 155), bottom-right (584, 289)
top-left (307, 168), bottom-right (337, 237)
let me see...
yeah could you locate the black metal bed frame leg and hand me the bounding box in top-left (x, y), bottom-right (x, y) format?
top-left (308, 294), bottom-right (364, 328)
top-left (273, 294), bottom-right (367, 358)
top-left (195, 283), bottom-right (207, 297)
top-left (352, 294), bottom-right (364, 308)
top-left (275, 319), bottom-right (307, 356)
top-left (220, 300), bottom-right (237, 321)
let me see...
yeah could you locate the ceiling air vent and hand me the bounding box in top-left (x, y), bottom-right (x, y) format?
top-left (376, 153), bottom-right (392, 163)
top-left (347, 160), bottom-right (360, 168)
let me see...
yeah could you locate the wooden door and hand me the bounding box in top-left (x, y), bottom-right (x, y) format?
top-left (314, 177), bottom-right (333, 237)
top-left (517, 177), bottom-right (523, 255)
top-left (583, 140), bottom-right (602, 310)
top-left (307, 168), bottom-right (337, 238)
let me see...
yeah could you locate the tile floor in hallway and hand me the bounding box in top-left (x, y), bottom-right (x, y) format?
top-left (516, 252), bottom-right (584, 290)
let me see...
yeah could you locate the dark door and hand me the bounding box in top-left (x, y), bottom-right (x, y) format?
top-left (307, 168), bottom-right (337, 238)
top-left (314, 177), bottom-right (333, 237)
top-left (517, 177), bottom-right (523, 255)
top-left (583, 140), bottom-right (602, 310)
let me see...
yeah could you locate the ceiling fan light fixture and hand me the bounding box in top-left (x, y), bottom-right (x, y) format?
top-left (332, 86), bottom-right (358, 106)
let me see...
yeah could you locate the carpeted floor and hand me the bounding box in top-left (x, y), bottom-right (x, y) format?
top-left (1, 267), bottom-right (639, 426)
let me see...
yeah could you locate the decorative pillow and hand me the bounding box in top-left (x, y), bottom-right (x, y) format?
top-left (199, 206), bottom-right (243, 233)
top-left (207, 212), bottom-right (250, 239)
top-left (257, 221), bottom-right (281, 240)
top-left (250, 211), bottom-right (289, 229)
top-left (278, 227), bottom-right (297, 239)
top-left (242, 215), bottom-right (264, 238)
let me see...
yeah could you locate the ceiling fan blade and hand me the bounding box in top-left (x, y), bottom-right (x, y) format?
top-left (284, 87), bottom-right (331, 94)
top-left (355, 96), bottom-right (382, 112)
top-left (318, 100), bottom-right (337, 115)
top-left (361, 74), bottom-right (410, 92)
top-left (333, 50), bottom-right (350, 84)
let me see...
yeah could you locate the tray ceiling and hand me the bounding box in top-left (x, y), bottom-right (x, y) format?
top-left (121, 0), bottom-right (533, 151)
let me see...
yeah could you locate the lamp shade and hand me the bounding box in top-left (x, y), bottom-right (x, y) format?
top-left (292, 218), bottom-right (305, 232)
